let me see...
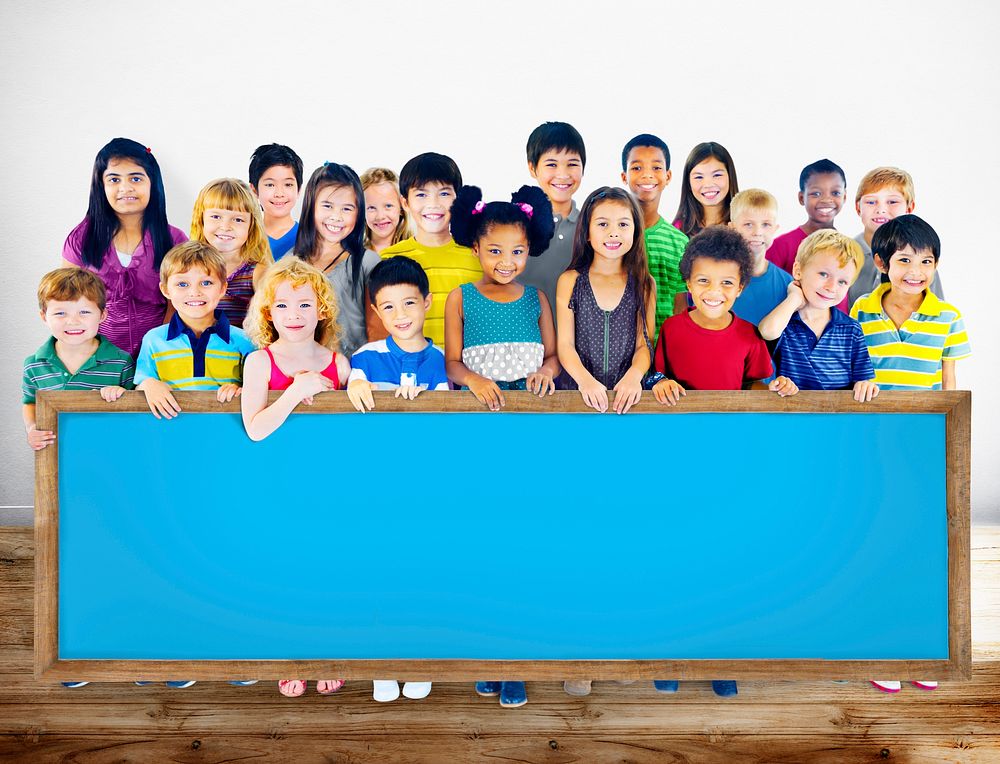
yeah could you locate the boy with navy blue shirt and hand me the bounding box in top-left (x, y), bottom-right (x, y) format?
top-left (348, 256), bottom-right (448, 412)
top-left (758, 229), bottom-right (878, 401)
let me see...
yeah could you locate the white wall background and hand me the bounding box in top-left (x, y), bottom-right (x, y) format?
top-left (1, 0), bottom-right (997, 523)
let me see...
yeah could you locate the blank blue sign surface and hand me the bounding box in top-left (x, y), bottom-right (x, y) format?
top-left (58, 411), bottom-right (948, 660)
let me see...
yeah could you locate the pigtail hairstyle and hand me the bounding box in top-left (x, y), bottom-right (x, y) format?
top-left (570, 187), bottom-right (654, 336)
top-left (81, 138), bottom-right (174, 270)
top-left (450, 185), bottom-right (555, 256)
top-left (294, 162), bottom-right (368, 299)
top-left (673, 142), bottom-right (739, 238)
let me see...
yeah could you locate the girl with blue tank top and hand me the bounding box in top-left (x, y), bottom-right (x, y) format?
top-left (442, 184), bottom-right (558, 709)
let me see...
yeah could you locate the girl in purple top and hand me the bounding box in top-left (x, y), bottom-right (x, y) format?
top-left (62, 138), bottom-right (187, 357)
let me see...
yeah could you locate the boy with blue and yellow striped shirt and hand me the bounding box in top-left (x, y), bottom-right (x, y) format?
top-left (135, 241), bottom-right (254, 418)
top-left (850, 215), bottom-right (970, 390)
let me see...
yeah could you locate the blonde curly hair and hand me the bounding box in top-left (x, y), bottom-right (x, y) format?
top-left (245, 257), bottom-right (342, 352)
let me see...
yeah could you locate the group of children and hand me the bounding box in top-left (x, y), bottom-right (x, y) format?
top-left (23, 125), bottom-right (971, 703)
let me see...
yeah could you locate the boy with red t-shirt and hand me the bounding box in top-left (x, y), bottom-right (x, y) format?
top-left (651, 226), bottom-right (798, 404)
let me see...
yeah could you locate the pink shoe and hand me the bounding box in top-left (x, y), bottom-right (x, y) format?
top-left (316, 680), bottom-right (345, 695)
top-left (870, 680), bottom-right (901, 693)
top-left (911, 681), bottom-right (938, 690)
top-left (278, 679), bottom-right (306, 697)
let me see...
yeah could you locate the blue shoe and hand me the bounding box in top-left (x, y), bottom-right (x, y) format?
top-left (712, 680), bottom-right (738, 697)
top-left (165, 680), bottom-right (196, 688)
top-left (61, 681), bottom-right (89, 688)
top-left (653, 680), bottom-right (679, 693)
top-left (229, 680), bottom-right (258, 686)
top-left (499, 681), bottom-right (527, 708)
top-left (133, 681), bottom-right (155, 686)
top-left (475, 681), bottom-right (501, 697)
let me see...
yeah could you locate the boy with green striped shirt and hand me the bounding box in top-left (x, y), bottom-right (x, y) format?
top-left (621, 134), bottom-right (688, 339)
top-left (23, 268), bottom-right (134, 451)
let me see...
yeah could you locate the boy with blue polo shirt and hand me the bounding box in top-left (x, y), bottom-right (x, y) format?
top-left (758, 229), bottom-right (879, 401)
top-left (348, 256), bottom-right (448, 414)
top-left (249, 143), bottom-right (303, 260)
top-left (135, 241), bottom-right (255, 419)
top-left (850, 215), bottom-right (970, 392)
top-left (727, 189), bottom-right (792, 327)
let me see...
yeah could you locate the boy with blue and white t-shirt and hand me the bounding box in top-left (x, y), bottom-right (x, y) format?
top-left (348, 256), bottom-right (448, 413)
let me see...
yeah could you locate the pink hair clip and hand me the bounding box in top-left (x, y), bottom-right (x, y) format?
top-left (472, 200), bottom-right (486, 214)
top-left (516, 202), bottom-right (533, 219)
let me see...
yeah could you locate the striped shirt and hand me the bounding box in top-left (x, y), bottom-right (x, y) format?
top-left (22, 335), bottom-right (135, 403)
top-left (134, 310), bottom-right (254, 390)
top-left (645, 217), bottom-right (689, 337)
top-left (217, 260), bottom-right (256, 329)
top-left (773, 309), bottom-right (874, 390)
top-left (849, 284), bottom-right (971, 390)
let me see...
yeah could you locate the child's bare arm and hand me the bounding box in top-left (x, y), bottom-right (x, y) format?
top-left (672, 291), bottom-right (688, 316)
top-left (556, 271), bottom-right (607, 412)
top-left (240, 350), bottom-right (332, 440)
top-left (527, 291), bottom-right (560, 396)
top-left (758, 281), bottom-right (805, 341)
top-left (612, 279), bottom-right (657, 415)
top-left (137, 378), bottom-right (181, 419)
top-left (445, 287), bottom-right (504, 410)
top-left (941, 359), bottom-right (957, 390)
top-left (23, 403), bottom-right (55, 451)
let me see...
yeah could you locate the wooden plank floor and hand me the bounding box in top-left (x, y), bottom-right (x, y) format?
top-left (1, 527), bottom-right (998, 763)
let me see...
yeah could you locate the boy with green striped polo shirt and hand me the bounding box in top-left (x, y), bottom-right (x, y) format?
top-left (621, 134), bottom-right (689, 339)
top-left (850, 215), bottom-right (970, 390)
top-left (23, 268), bottom-right (134, 451)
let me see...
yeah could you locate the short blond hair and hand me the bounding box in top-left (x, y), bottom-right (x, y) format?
top-left (190, 178), bottom-right (273, 267)
top-left (37, 267), bottom-right (106, 312)
top-left (159, 240), bottom-right (227, 284)
top-left (244, 257), bottom-right (342, 352)
top-left (794, 230), bottom-right (865, 284)
top-left (855, 167), bottom-right (915, 206)
top-left (729, 188), bottom-right (778, 220)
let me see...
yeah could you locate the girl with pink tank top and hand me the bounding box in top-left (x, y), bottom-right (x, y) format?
top-left (240, 257), bottom-right (351, 698)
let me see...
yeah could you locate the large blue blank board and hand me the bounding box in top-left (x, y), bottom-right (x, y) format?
top-left (58, 411), bottom-right (948, 660)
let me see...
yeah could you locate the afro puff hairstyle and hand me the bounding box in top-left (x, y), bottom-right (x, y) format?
top-left (679, 225), bottom-right (754, 288)
top-left (450, 185), bottom-right (555, 257)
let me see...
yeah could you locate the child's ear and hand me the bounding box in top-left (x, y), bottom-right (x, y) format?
top-left (874, 254), bottom-right (890, 273)
top-left (798, 191), bottom-right (805, 207)
top-left (620, 170), bottom-right (628, 185)
top-left (424, 293), bottom-right (433, 311)
top-left (792, 261), bottom-right (802, 280)
top-left (159, 282), bottom-right (170, 299)
top-left (250, 184), bottom-right (259, 198)
top-left (99, 309), bottom-right (108, 323)
top-left (664, 169), bottom-right (672, 186)
top-left (527, 162), bottom-right (538, 180)
top-left (906, 201), bottom-right (916, 213)
top-left (38, 309), bottom-right (47, 323)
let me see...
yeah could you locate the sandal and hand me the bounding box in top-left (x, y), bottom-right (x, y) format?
top-left (278, 679), bottom-right (306, 697)
top-left (316, 679), bottom-right (345, 695)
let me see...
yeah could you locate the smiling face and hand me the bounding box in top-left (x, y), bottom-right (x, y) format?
top-left (730, 207), bottom-right (779, 259)
top-left (686, 256), bottom-right (743, 323)
top-left (103, 158), bottom-right (151, 218)
top-left (587, 200), bottom-right (635, 261)
top-left (473, 223), bottom-right (529, 286)
top-left (373, 283), bottom-right (431, 344)
top-left (254, 165), bottom-right (299, 220)
top-left (877, 245), bottom-right (938, 297)
top-left (202, 208), bottom-right (251, 257)
top-left (857, 186), bottom-right (913, 236)
top-left (689, 157), bottom-right (730, 208)
top-left (268, 280), bottom-right (321, 343)
top-left (800, 172), bottom-right (845, 227)
top-left (161, 267), bottom-right (226, 324)
top-left (403, 182), bottom-right (455, 237)
top-left (313, 184), bottom-right (359, 250)
top-left (41, 297), bottom-right (105, 346)
top-left (793, 251), bottom-right (857, 309)
top-left (529, 149), bottom-right (583, 209)
top-left (622, 145), bottom-right (671, 205)
top-left (364, 181), bottom-right (403, 244)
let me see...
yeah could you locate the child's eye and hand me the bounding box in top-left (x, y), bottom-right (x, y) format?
top-left (513, 249), bottom-right (525, 257)
top-left (488, 248), bottom-right (501, 255)
top-left (274, 302), bottom-right (287, 309)
top-left (235, 217), bottom-right (246, 224)
top-left (201, 280), bottom-right (214, 287)
top-left (177, 281), bottom-right (188, 288)
top-left (130, 176), bottom-right (144, 183)
top-left (415, 192), bottom-right (427, 198)
top-left (404, 299), bottom-right (416, 307)
top-left (832, 190), bottom-right (843, 197)
top-left (838, 279), bottom-right (849, 286)
top-left (439, 191), bottom-right (451, 198)
top-left (263, 182), bottom-right (273, 188)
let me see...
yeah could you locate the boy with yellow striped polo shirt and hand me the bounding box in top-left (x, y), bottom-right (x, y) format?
top-left (135, 241), bottom-right (254, 418)
top-left (850, 215), bottom-right (970, 390)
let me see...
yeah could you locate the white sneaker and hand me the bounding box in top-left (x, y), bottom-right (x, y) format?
top-left (870, 680), bottom-right (901, 693)
top-left (912, 680), bottom-right (938, 690)
top-left (402, 681), bottom-right (432, 699)
top-left (373, 680), bottom-right (400, 702)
